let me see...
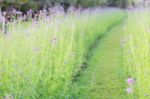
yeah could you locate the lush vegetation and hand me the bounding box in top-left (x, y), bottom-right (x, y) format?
top-left (70, 21), bottom-right (128, 99)
top-left (1, 0), bottom-right (150, 98)
top-left (123, 10), bottom-right (150, 99)
top-left (0, 9), bottom-right (125, 98)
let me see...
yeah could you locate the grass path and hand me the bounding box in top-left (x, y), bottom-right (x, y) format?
top-left (70, 23), bottom-right (128, 99)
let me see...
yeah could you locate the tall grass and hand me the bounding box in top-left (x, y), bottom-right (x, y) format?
top-left (0, 8), bottom-right (125, 98)
top-left (123, 9), bottom-right (150, 99)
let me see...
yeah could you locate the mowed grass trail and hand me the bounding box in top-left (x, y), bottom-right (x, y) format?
top-left (70, 23), bottom-right (128, 99)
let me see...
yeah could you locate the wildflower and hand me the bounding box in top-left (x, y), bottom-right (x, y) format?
top-left (42, 9), bottom-right (47, 16)
top-left (67, 6), bottom-right (76, 13)
top-left (27, 9), bottom-right (33, 15)
top-left (23, 15), bottom-right (27, 21)
top-left (12, 8), bottom-right (17, 15)
top-left (27, 9), bottom-right (33, 20)
top-left (126, 87), bottom-right (133, 94)
top-left (16, 11), bottom-right (23, 15)
top-left (127, 77), bottom-right (134, 85)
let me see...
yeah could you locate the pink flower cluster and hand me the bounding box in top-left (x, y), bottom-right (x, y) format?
top-left (126, 77), bottom-right (135, 94)
top-left (127, 77), bottom-right (134, 85)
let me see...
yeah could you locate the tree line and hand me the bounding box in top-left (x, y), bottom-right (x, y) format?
top-left (0, 0), bottom-right (130, 12)
top-left (1, 0), bottom-right (148, 13)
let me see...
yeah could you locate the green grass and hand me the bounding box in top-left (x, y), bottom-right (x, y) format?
top-left (0, 9), bottom-right (126, 98)
top-left (123, 9), bottom-right (150, 99)
top-left (2, 8), bottom-right (150, 99)
top-left (69, 21), bottom-right (128, 99)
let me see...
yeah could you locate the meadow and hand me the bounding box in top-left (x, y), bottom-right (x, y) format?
top-left (0, 8), bottom-right (126, 98)
top-left (0, 6), bottom-right (150, 99)
top-left (123, 9), bottom-right (150, 99)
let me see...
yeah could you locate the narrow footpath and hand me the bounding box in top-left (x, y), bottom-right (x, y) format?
top-left (71, 23), bottom-right (128, 99)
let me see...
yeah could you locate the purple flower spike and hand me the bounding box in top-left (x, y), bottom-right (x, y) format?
top-left (127, 78), bottom-right (134, 85)
top-left (126, 87), bottom-right (133, 94)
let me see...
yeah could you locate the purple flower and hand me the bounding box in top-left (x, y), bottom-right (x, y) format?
top-left (126, 87), bottom-right (133, 94)
top-left (67, 6), bottom-right (76, 13)
top-left (23, 15), bottom-right (27, 21)
top-left (127, 78), bottom-right (134, 85)
top-left (12, 8), bottom-right (17, 14)
top-left (16, 11), bottom-right (23, 15)
top-left (27, 9), bottom-right (33, 20)
top-left (27, 9), bottom-right (33, 15)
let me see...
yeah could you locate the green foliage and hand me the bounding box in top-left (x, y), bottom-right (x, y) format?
top-left (0, 0), bottom-right (128, 9)
top-left (87, 0), bottom-right (105, 7)
top-left (123, 10), bottom-right (150, 99)
top-left (0, 9), bottom-right (125, 98)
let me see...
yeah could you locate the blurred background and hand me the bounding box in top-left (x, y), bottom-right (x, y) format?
top-left (0, 0), bottom-right (146, 12)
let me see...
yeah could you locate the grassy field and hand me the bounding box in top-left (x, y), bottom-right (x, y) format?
top-left (1, 7), bottom-right (150, 99)
top-left (0, 9), bottom-right (126, 98)
top-left (123, 9), bottom-right (150, 99)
